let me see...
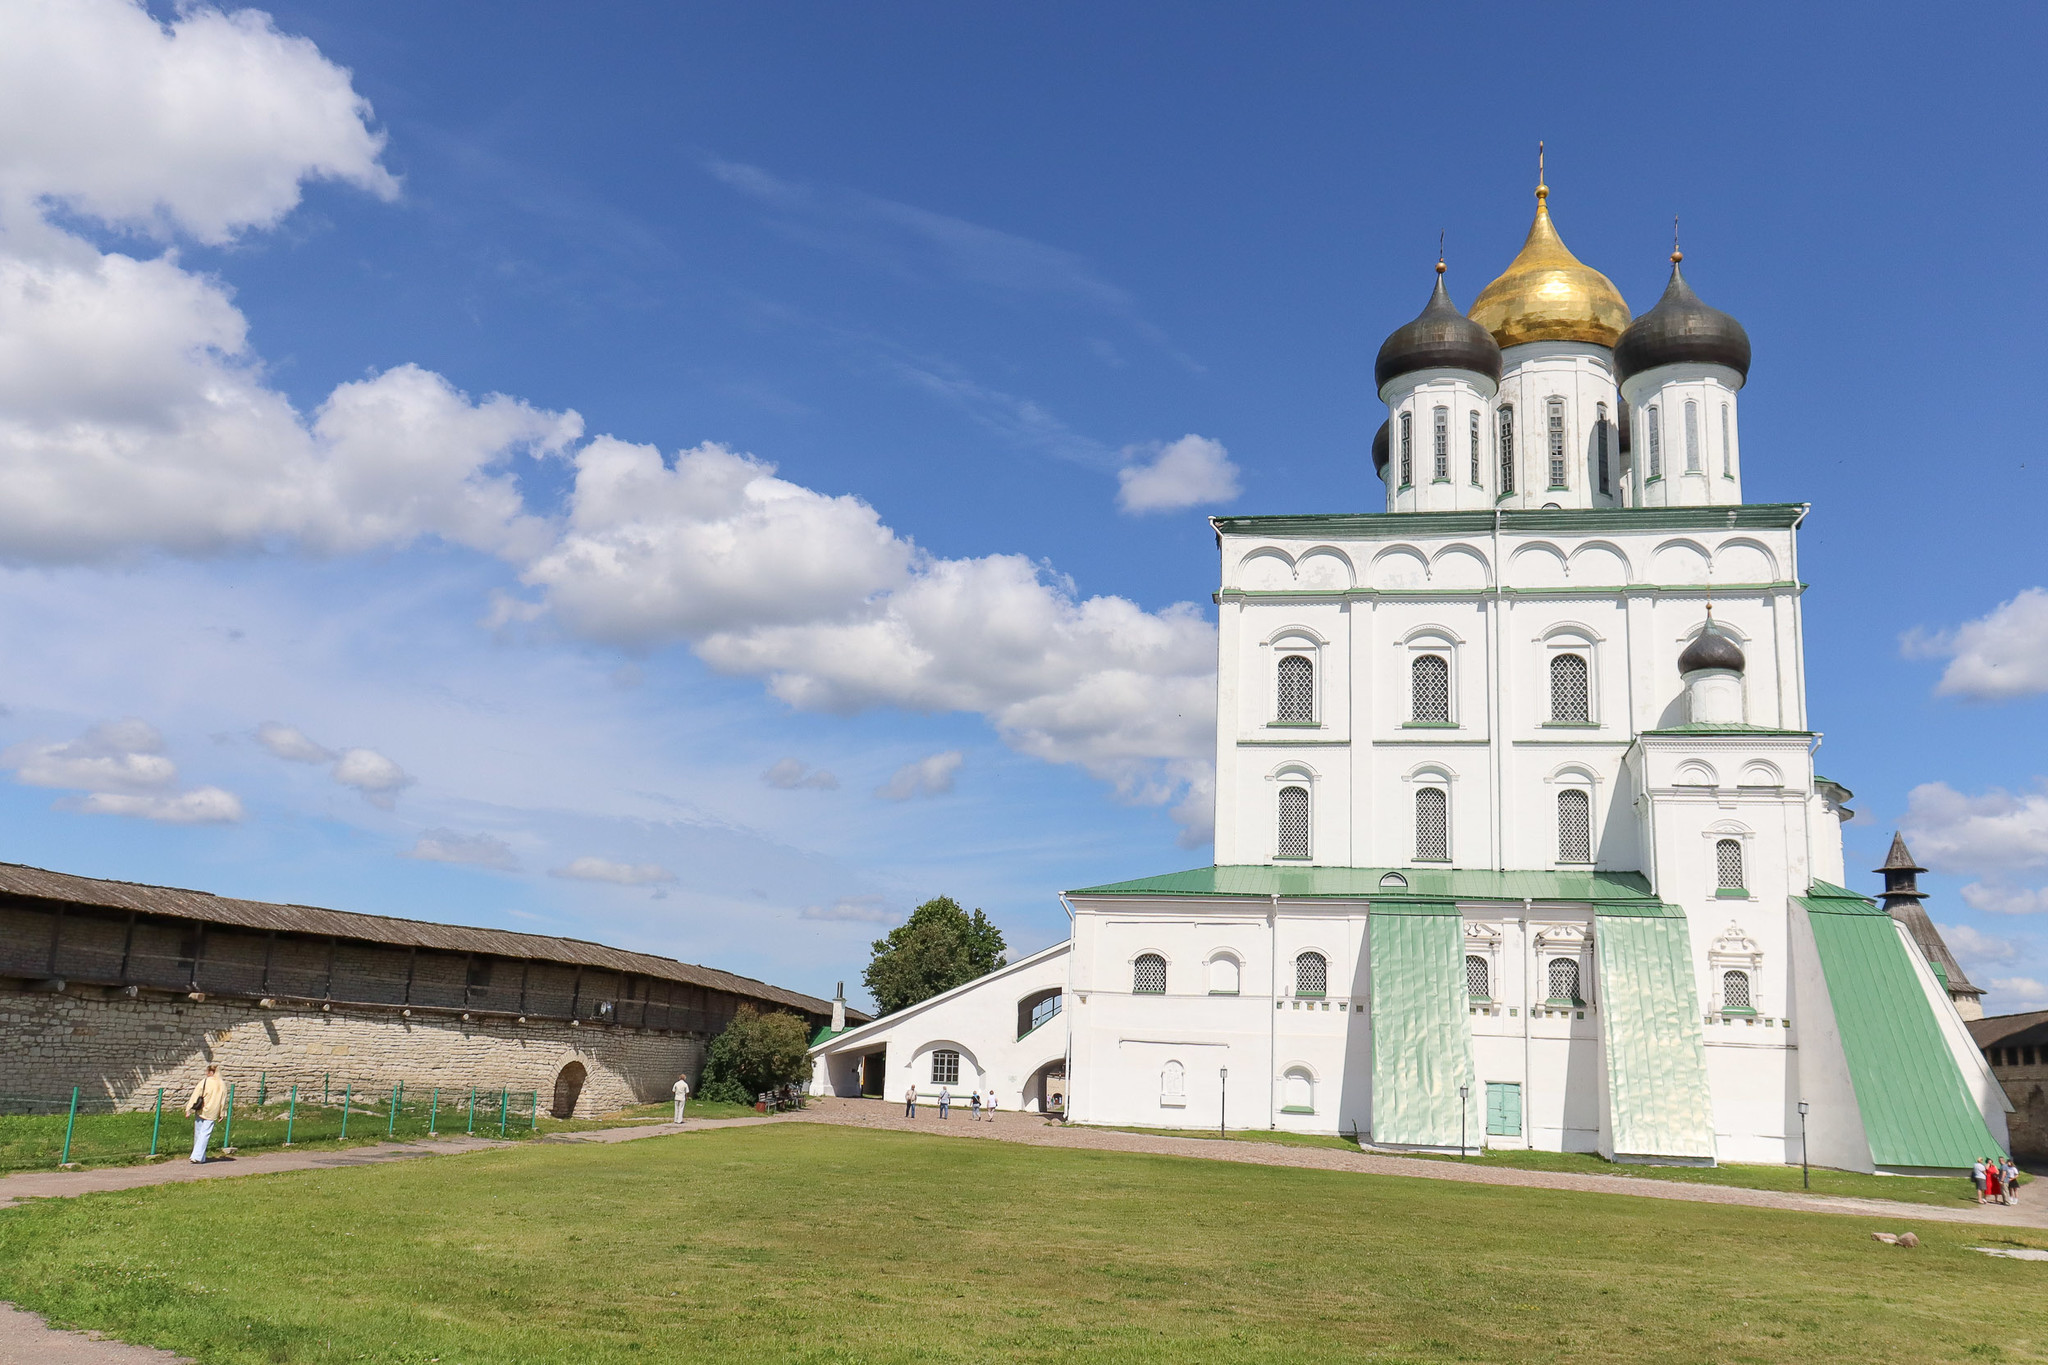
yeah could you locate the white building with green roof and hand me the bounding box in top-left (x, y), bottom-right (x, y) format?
top-left (812, 179), bottom-right (2010, 1173)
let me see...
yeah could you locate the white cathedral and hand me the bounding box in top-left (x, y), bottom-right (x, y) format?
top-left (811, 175), bottom-right (2011, 1173)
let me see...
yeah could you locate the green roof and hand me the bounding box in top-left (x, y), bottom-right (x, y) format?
top-left (1639, 723), bottom-right (1816, 737)
top-left (1368, 905), bottom-right (1474, 1148)
top-left (809, 1025), bottom-right (852, 1048)
top-left (1594, 908), bottom-right (1715, 1160)
top-left (1067, 864), bottom-right (1655, 902)
top-left (1211, 504), bottom-right (1807, 540)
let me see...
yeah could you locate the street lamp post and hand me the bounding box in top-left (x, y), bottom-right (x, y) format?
top-left (1219, 1067), bottom-right (1228, 1139)
top-left (1459, 1083), bottom-right (1470, 1158)
top-left (1797, 1100), bottom-right (1811, 1189)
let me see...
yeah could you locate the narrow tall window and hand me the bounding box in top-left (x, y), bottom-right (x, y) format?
top-left (1546, 398), bottom-right (1567, 488)
top-left (1721, 404), bottom-right (1733, 477)
top-left (1557, 788), bottom-right (1592, 863)
top-left (1295, 952), bottom-right (1328, 997)
top-left (1684, 399), bottom-right (1700, 472)
top-left (1415, 786), bottom-right (1449, 862)
top-left (1716, 838), bottom-right (1745, 890)
top-left (1595, 402), bottom-right (1611, 495)
top-left (1549, 653), bottom-right (1589, 723)
top-left (1469, 411), bottom-right (1482, 484)
top-left (1432, 406), bottom-right (1449, 481)
top-left (1276, 654), bottom-right (1313, 723)
top-left (1410, 654), bottom-right (1449, 723)
top-left (1547, 957), bottom-right (1581, 1005)
top-left (1276, 785), bottom-right (1310, 860)
top-left (1498, 406), bottom-right (1515, 494)
top-left (1646, 405), bottom-right (1661, 479)
top-left (1398, 411), bottom-right (1413, 486)
top-left (932, 1049), bottom-right (960, 1085)
top-left (1133, 954), bottom-right (1166, 995)
top-left (1466, 954), bottom-right (1490, 1000)
top-left (1722, 970), bottom-right (1752, 1012)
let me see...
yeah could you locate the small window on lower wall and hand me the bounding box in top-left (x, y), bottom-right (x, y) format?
top-left (931, 1050), bottom-right (960, 1086)
top-left (1282, 1067), bottom-right (1314, 1114)
top-left (1160, 1060), bottom-right (1186, 1107)
top-left (1546, 957), bottom-right (1582, 1006)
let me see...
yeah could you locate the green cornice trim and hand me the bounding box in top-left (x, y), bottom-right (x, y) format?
top-left (1212, 504), bottom-right (1807, 540)
top-left (1067, 863), bottom-right (1658, 902)
top-left (1216, 581), bottom-right (1804, 601)
top-left (1639, 724), bottom-right (1815, 737)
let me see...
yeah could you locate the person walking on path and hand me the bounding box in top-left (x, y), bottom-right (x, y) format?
top-left (1975, 1157), bottom-right (1989, 1205)
top-left (971, 1089), bottom-right (983, 1121)
top-left (184, 1064), bottom-right (228, 1164)
top-left (938, 1086), bottom-right (951, 1120)
top-left (671, 1072), bottom-right (690, 1124)
top-left (904, 1083), bottom-right (917, 1118)
top-left (986, 1091), bottom-right (998, 1122)
top-left (2003, 1158), bottom-right (2021, 1205)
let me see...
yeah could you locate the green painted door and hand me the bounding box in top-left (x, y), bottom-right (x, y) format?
top-left (1485, 1082), bottom-right (1522, 1137)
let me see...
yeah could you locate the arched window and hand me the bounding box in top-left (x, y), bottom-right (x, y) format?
top-left (1716, 839), bottom-right (1745, 891)
top-left (1557, 788), bottom-right (1592, 864)
top-left (1209, 957), bottom-right (1240, 995)
top-left (931, 1049), bottom-right (960, 1086)
top-left (1595, 402), bottom-right (1611, 495)
top-left (1276, 785), bottom-right (1310, 860)
top-left (1415, 786), bottom-right (1449, 862)
top-left (1497, 406), bottom-right (1515, 494)
top-left (1398, 411), bottom-right (1413, 486)
top-left (1432, 405), bottom-right (1450, 481)
top-left (1684, 399), bottom-right (1701, 472)
top-left (1645, 405), bottom-right (1661, 479)
top-left (1295, 951), bottom-right (1328, 997)
top-left (1160, 1059), bottom-right (1186, 1106)
top-left (1722, 969), bottom-right (1752, 1012)
top-left (1549, 653), bottom-right (1588, 723)
top-left (1546, 398), bottom-right (1567, 488)
top-left (1411, 654), bottom-right (1450, 723)
top-left (1547, 957), bottom-right (1581, 1005)
top-left (1276, 654), bottom-right (1314, 723)
top-left (1133, 954), bottom-right (1166, 995)
top-left (1469, 410), bottom-right (1482, 484)
top-left (1282, 1067), bottom-right (1315, 1114)
top-left (1466, 954), bottom-right (1491, 1000)
top-left (1721, 405), bottom-right (1733, 477)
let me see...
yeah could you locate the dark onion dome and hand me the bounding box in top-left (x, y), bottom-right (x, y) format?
top-left (1372, 419), bottom-right (1390, 475)
top-left (1375, 266), bottom-right (1502, 392)
top-left (1614, 253), bottom-right (1751, 384)
top-left (1678, 625), bottom-right (1745, 675)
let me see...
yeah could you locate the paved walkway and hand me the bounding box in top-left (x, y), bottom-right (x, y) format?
top-left (792, 1097), bottom-right (2048, 1230)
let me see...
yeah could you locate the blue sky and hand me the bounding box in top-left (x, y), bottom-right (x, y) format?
top-left (4, 1), bottom-right (2047, 1012)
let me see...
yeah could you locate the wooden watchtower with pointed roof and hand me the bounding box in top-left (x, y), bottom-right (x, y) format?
top-left (1877, 832), bottom-right (1986, 1020)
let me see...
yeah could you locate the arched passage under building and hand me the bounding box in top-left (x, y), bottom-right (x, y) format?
top-left (551, 1060), bottom-right (587, 1118)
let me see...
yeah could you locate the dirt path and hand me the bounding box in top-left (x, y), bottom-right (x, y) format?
top-left (791, 1097), bottom-right (2048, 1231)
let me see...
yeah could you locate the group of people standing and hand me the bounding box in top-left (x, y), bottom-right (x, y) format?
top-left (1976, 1155), bottom-right (2022, 1205)
top-left (903, 1084), bottom-right (997, 1121)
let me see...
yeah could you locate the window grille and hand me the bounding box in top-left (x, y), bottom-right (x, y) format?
top-left (1547, 956), bottom-right (1581, 1004)
top-left (1399, 411), bottom-right (1413, 486)
top-left (1721, 405), bottom-right (1732, 476)
top-left (1411, 654), bottom-right (1449, 723)
top-left (1547, 398), bottom-right (1567, 487)
top-left (1432, 406), bottom-right (1449, 481)
top-left (1469, 411), bottom-right (1482, 484)
top-left (1646, 406), bottom-right (1661, 478)
top-left (1498, 406), bottom-right (1515, 493)
top-left (1295, 951), bottom-right (1328, 997)
top-left (1277, 785), bottom-right (1310, 860)
top-left (1722, 970), bottom-right (1752, 1011)
top-left (931, 1049), bottom-right (960, 1086)
top-left (1466, 954), bottom-right (1490, 999)
top-left (1716, 838), bottom-right (1744, 890)
top-left (1684, 400), bottom-right (1700, 472)
top-left (1276, 654), bottom-right (1314, 722)
top-left (1415, 786), bottom-right (1449, 862)
top-left (1549, 652), bottom-right (1589, 723)
top-left (1557, 788), bottom-right (1592, 863)
top-left (1133, 953), bottom-right (1167, 995)
top-left (1595, 403), bottom-right (1610, 495)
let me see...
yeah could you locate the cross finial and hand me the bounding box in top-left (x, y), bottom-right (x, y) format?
top-left (1437, 230), bottom-right (1445, 275)
top-left (1536, 141), bottom-right (1547, 201)
top-left (1672, 214), bottom-right (1683, 265)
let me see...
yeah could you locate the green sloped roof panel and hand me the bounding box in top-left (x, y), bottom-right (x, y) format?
top-left (1211, 504), bottom-right (1806, 539)
top-left (1802, 901), bottom-right (2000, 1169)
top-left (1368, 906), bottom-right (1476, 1147)
top-left (1595, 908), bottom-right (1716, 1160)
top-left (1068, 864), bottom-right (1655, 902)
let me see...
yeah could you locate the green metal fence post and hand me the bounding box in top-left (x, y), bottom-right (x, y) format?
top-left (258, 1071), bottom-right (267, 1107)
top-left (467, 1087), bottom-right (475, 1135)
top-left (531, 1091), bottom-right (540, 1131)
top-left (499, 1087), bottom-right (508, 1137)
top-left (396, 1080), bottom-right (404, 1110)
top-left (429, 1087), bottom-right (439, 1136)
top-left (341, 1083), bottom-right (351, 1139)
top-left (323, 1073), bottom-right (330, 1104)
top-left (149, 1088), bottom-right (163, 1157)
top-left (387, 1086), bottom-right (397, 1137)
top-left (285, 1085), bottom-right (297, 1145)
top-left (58, 1087), bottom-right (79, 1167)
top-left (222, 1082), bottom-right (234, 1150)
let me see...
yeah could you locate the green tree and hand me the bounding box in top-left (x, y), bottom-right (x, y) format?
top-left (695, 1006), bottom-right (815, 1104)
top-left (863, 896), bottom-right (1007, 1016)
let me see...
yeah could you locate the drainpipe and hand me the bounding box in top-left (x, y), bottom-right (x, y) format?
top-left (1490, 507), bottom-right (1506, 869)
top-left (1522, 897), bottom-right (1533, 1138)
top-left (1059, 894), bottom-right (1076, 1123)
top-left (1270, 892), bottom-right (1280, 1130)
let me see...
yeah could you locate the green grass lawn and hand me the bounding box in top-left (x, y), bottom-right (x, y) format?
top-left (1, 1124), bottom-right (2044, 1364)
top-left (1102, 1124), bottom-right (2009, 1208)
top-left (0, 1096), bottom-right (748, 1174)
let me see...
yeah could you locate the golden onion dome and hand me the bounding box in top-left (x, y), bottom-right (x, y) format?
top-left (1469, 180), bottom-right (1631, 349)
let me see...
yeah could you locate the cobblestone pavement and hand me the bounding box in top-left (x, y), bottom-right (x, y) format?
top-left (791, 1096), bottom-right (2048, 1230)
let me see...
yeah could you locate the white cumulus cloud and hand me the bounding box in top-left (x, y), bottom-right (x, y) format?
top-left (875, 750), bottom-right (963, 801)
top-left (1903, 587), bottom-right (2048, 701)
top-left (550, 856), bottom-right (677, 887)
top-left (799, 895), bottom-right (895, 924)
top-left (1115, 434), bottom-right (1241, 515)
top-left (403, 828), bottom-right (518, 870)
top-left (1988, 976), bottom-right (2048, 1010)
top-left (5, 717), bottom-right (241, 823)
top-left (1937, 922), bottom-right (2020, 965)
top-left (254, 721), bottom-right (334, 764)
top-left (1959, 883), bottom-right (2048, 916)
top-left (1902, 781), bottom-right (2048, 874)
top-left (73, 787), bottom-right (242, 824)
top-left (331, 747), bottom-right (411, 808)
top-left (763, 758), bottom-right (838, 790)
